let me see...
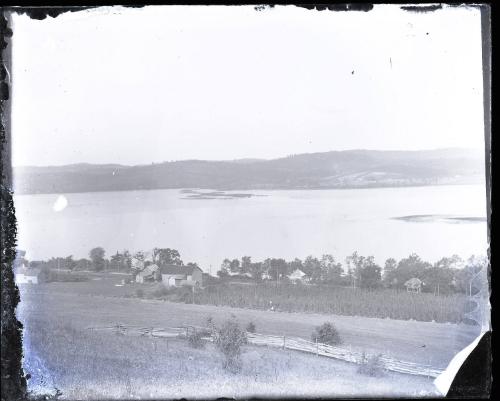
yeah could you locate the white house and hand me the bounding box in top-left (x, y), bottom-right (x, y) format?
top-left (288, 269), bottom-right (307, 283)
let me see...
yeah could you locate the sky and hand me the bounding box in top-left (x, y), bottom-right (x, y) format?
top-left (10, 5), bottom-right (486, 167)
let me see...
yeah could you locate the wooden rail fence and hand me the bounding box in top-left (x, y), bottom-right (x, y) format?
top-left (87, 324), bottom-right (444, 378)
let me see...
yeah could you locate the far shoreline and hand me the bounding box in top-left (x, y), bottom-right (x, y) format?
top-left (12, 181), bottom-right (486, 197)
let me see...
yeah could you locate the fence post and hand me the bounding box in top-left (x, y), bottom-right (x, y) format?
top-left (283, 335), bottom-right (286, 350)
top-left (316, 338), bottom-right (319, 356)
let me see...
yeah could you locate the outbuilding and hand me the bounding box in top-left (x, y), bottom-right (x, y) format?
top-left (160, 265), bottom-right (203, 287)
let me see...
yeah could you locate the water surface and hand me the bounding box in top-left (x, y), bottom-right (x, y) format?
top-left (14, 185), bottom-right (488, 269)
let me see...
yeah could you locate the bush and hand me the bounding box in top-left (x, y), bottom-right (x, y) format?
top-left (214, 319), bottom-right (248, 373)
top-left (151, 284), bottom-right (170, 298)
top-left (246, 321), bottom-right (256, 333)
top-left (172, 287), bottom-right (193, 303)
top-left (311, 322), bottom-right (342, 345)
top-left (357, 352), bottom-right (385, 377)
top-left (187, 329), bottom-right (205, 349)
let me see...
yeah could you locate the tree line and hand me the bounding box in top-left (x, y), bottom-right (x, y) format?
top-left (23, 247), bottom-right (197, 275)
top-left (21, 247), bottom-right (488, 296)
top-left (217, 252), bottom-right (488, 295)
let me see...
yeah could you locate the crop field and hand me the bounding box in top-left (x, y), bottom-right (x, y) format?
top-left (43, 272), bottom-right (472, 324)
top-left (196, 282), bottom-right (470, 323)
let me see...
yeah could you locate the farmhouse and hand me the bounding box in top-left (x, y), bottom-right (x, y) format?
top-left (288, 268), bottom-right (307, 283)
top-left (15, 268), bottom-right (44, 284)
top-left (160, 265), bottom-right (203, 287)
top-left (404, 277), bottom-right (423, 293)
top-left (135, 264), bottom-right (159, 283)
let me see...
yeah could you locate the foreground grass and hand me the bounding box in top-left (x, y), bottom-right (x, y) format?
top-left (170, 282), bottom-right (468, 323)
top-left (22, 317), bottom-right (439, 399)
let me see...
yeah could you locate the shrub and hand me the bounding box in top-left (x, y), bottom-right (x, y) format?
top-left (214, 319), bottom-right (248, 373)
top-left (246, 321), bottom-right (256, 333)
top-left (311, 322), bottom-right (342, 345)
top-left (357, 352), bottom-right (385, 377)
top-left (172, 287), bottom-right (193, 303)
top-left (135, 288), bottom-right (144, 298)
top-left (187, 329), bottom-right (205, 349)
top-left (151, 284), bottom-right (170, 298)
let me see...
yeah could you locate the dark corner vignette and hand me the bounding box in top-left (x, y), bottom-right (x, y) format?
top-left (2, 8), bottom-right (28, 401)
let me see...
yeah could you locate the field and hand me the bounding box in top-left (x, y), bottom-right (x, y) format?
top-left (42, 272), bottom-right (471, 323)
top-left (22, 316), bottom-right (439, 400)
top-left (16, 277), bottom-right (482, 399)
top-left (195, 282), bottom-right (469, 323)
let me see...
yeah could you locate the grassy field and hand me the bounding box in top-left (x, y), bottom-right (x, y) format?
top-left (21, 315), bottom-right (440, 399)
top-left (18, 282), bottom-right (480, 369)
top-left (15, 275), bottom-right (483, 399)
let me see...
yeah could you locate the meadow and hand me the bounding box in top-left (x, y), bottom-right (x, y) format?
top-left (22, 314), bottom-right (439, 399)
top-left (18, 283), bottom-right (479, 370)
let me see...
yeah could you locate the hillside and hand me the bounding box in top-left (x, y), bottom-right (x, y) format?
top-left (13, 149), bottom-right (485, 195)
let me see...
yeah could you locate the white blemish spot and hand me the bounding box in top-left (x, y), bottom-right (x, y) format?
top-left (53, 195), bottom-right (68, 212)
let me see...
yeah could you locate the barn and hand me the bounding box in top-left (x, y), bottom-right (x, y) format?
top-left (160, 265), bottom-right (203, 287)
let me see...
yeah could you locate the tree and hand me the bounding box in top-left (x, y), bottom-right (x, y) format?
top-left (110, 250), bottom-right (131, 272)
top-left (303, 256), bottom-right (322, 283)
top-left (186, 262), bottom-right (200, 270)
top-left (63, 255), bottom-right (77, 271)
top-left (229, 259), bottom-right (240, 274)
top-left (249, 262), bottom-right (264, 281)
top-left (152, 248), bottom-right (183, 266)
top-left (320, 254), bottom-right (343, 284)
top-left (383, 258), bottom-right (398, 287)
top-left (422, 255), bottom-right (463, 295)
top-left (393, 253), bottom-right (431, 289)
top-left (217, 269), bottom-right (229, 279)
top-left (358, 259), bottom-right (382, 289)
top-left (288, 258), bottom-right (303, 272)
top-left (214, 319), bottom-right (248, 372)
top-left (89, 247), bottom-right (106, 271)
top-left (241, 256), bottom-right (252, 274)
top-left (345, 252), bottom-right (381, 289)
top-left (218, 258), bottom-right (231, 277)
top-left (454, 255), bottom-right (488, 295)
top-left (75, 258), bottom-right (91, 271)
top-left (262, 258), bottom-right (288, 281)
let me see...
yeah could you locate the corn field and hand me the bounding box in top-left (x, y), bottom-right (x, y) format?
top-left (195, 283), bottom-right (468, 323)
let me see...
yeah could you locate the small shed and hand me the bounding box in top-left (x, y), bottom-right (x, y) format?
top-left (136, 264), bottom-right (159, 283)
top-left (404, 278), bottom-right (423, 293)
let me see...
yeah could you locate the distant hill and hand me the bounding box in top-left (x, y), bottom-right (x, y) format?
top-left (13, 149), bottom-right (485, 195)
